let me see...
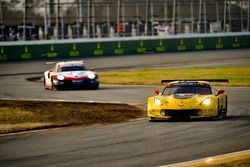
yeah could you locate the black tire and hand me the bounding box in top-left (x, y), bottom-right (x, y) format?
top-left (91, 83), bottom-right (99, 90)
top-left (149, 117), bottom-right (156, 122)
top-left (43, 76), bottom-right (47, 89)
top-left (213, 100), bottom-right (223, 120)
top-left (222, 96), bottom-right (228, 118)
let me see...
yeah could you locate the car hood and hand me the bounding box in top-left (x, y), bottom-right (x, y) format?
top-left (59, 71), bottom-right (94, 78)
top-left (160, 94), bottom-right (212, 109)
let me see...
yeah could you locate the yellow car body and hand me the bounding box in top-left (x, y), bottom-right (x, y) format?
top-left (147, 80), bottom-right (228, 121)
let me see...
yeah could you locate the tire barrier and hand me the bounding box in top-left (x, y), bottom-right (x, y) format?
top-left (0, 32), bottom-right (250, 62)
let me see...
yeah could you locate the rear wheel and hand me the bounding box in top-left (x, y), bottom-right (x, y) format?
top-left (43, 76), bottom-right (47, 89)
top-left (222, 96), bottom-right (228, 118)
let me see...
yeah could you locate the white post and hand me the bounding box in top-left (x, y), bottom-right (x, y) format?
top-left (44, 0), bottom-right (48, 39)
top-left (172, 0), bottom-right (176, 34)
top-left (248, 0), bottom-right (250, 31)
top-left (68, 25), bottom-right (72, 38)
top-left (198, 0), bottom-right (202, 33)
top-left (164, 0), bottom-right (168, 22)
top-left (23, 0), bottom-right (27, 40)
top-left (177, 2), bottom-right (181, 34)
top-left (203, 2), bottom-right (207, 33)
top-left (122, 2), bottom-right (125, 36)
top-left (76, 0), bottom-right (80, 38)
top-left (91, 2), bottom-right (95, 38)
top-left (0, 0), bottom-right (3, 25)
top-left (191, 1), bottom-right (194, 33)
top-left (241, 0), bottom-right (244, 31)
top-left (145, 0), bottom-right (149, 36)
top-left (87, 0), bottom-right (90, 38)
top-left (60, 0), bottom-right (64, 39)
top-left (106, 4), bottom-right (110, 37)
top-left (117, 0), bottom-right (120, 37)
top-left (136, 2), bottom-right (140, 36)
top-left (150, 2), bottom-right (154, 35)
top-left (223, 0), bottom-right (227, 32)
top-left (228, 0), bottom-right (231, 32)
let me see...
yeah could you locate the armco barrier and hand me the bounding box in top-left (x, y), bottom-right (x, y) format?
top-left (0, 32), bottom-right (250, 62)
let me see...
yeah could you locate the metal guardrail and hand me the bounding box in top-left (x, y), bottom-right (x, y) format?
top-left (0, 32), bottom-right (250, 62)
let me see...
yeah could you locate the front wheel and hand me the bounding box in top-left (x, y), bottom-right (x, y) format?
top-left (91, 83), bottom-right (99, 90)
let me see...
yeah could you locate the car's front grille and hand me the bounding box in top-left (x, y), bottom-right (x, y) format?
top-left (161, 109), bottom-right (202, 117)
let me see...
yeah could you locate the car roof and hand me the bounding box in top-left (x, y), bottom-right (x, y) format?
top-left (56, 61), bottom-right (85, 67)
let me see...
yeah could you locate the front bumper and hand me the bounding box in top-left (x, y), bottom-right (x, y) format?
top-left (53, 78), bottom-right (99, 89)
top-left (148, 107), bottom-right (217, 119)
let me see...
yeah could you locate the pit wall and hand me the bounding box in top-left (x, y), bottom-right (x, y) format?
top-left (0, 32), bottom-right (250, 62)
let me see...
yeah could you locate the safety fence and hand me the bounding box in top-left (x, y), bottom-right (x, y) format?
top-left (0, 32), bottom-right (249, 62)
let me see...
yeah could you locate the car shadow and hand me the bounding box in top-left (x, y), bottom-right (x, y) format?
top-left (149, 115), bottom-right (250, 123)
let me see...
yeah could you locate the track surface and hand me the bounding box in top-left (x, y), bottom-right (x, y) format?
top-left (0, 49), bottom-right (250, 167)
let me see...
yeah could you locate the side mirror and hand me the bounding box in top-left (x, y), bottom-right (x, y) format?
top-left (89, 68), bottom-right (95, 71)
top-left (153, 90), bottom-right (160, 95)
top-left (216, 89), bottom-right (225, 96)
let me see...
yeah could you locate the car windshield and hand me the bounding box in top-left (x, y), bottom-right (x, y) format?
top-left (58, 66), bottom-right (87, 72)
top-left (163, 83), bottom-right (212, 95)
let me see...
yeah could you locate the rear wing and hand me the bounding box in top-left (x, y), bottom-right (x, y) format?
top-left (161, 79), bottom-right (229, 84)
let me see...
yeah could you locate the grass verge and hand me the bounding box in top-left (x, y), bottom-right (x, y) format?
top-left (0, 100), bottom-right (145, 134)
top-left (99, 67), bottom-right (250, 87)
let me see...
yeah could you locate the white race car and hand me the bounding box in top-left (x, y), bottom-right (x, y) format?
top-left (44, 60), bottom-right (99, 90)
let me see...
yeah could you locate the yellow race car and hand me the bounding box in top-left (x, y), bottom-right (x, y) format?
top-left (147, 79), bottom-right (228, 121)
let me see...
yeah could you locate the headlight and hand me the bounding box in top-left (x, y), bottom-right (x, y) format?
top-left (57, 74), bottom-right (64, 80)
top-left (202, 98), bottom-right (211, 106)
top-left (88, 73), bottom-right (96, 79)
top-left (154, 98), bottom-right (162, 106)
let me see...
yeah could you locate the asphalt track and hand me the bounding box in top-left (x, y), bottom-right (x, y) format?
top-left (0, 49), bottom-right (250, 167)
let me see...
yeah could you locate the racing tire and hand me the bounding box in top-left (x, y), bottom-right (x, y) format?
top-left (91, 83), bottom-right (99, 90)
top-left (149, 117), bottom-right (156, 122)
top-left (222, 96), bottom-right (228, 118)
top-left (43, 76), bottom-right (47, 89)
top-left (213, 101), bottom-right (223, 120)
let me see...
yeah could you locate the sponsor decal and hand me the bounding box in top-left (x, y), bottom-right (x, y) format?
top-left (114, 41), bottom-right (124, 54)
top-left (20, 46), bottom-right (32, 59)
top-left (156, 40), bottom-right (166, 52)
top-left (216, 38), bottom-right (223, 49)
top-left (47, 44), bottom-right (58, 58)
top-left (69, 43), bottom-right (80, 57)
top-left (195, 38), bottom-right (204, 50)
top-left (232, 37), bottom-right (240, 48)
top-left (137, 40), bottom-right (146, 53)
top-left (94, 42), bottom-right (104, 55)
top-left (177, 39), bottom-right (186, 51)
top-left (0, 47), bottom-right (7, 61)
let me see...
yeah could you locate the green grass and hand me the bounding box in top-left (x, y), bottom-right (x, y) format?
top-left (99, 67), bottom-right (250, 87)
